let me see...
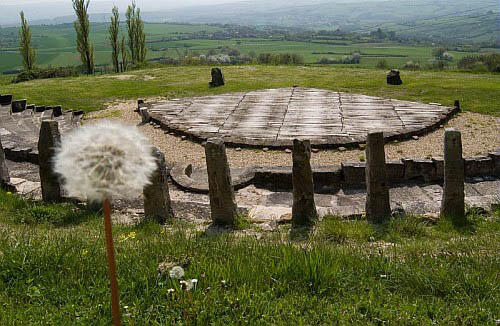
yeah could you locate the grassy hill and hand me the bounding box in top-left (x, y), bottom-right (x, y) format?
top-left (1, 65), bottom-right (499, 116)
top-left (0, 21), bottom-right (488, 74)
top-left (155, 0), bottom-right (499, 40)
top-left (0, 23), bottom-right (223, 73)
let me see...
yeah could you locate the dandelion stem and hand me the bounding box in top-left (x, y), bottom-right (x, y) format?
top-left (103, 198), bottom-right (121, 326)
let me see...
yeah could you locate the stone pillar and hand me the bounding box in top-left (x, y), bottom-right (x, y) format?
top-left (365, 132), bottom-right (391, 222)
top-left (292, 139), bottom-right (318, 226)
top-left (205, 138), bottom-right (237, 226)
top-left (38, 120), bottom-right (62, 202)
top-left (0, 136), bottom-right (10, 187)
top-left (143, 147), bottom-right (174, 224)
top-left (441, 129), bottom-right (465, 223)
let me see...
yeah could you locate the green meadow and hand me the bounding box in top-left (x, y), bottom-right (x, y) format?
top-left (1, 66), bottom-right (499, 116)
top-left (0, 190), bottom-right (499, 324)
top-left (0, 22), bottom-right (483, 73)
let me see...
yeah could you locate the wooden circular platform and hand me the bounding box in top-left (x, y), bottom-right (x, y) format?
top-left (145, 88), bottom-right (458, 148)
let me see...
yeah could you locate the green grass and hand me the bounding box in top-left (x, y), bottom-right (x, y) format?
top-left (0, 21), bottom-right (486, 73)
top-left (0, 22), bottom-right (223, 73)
top-left (1, 65), bottom-right (500, 116)
top-left (0, 190), bottom-right (499, 324)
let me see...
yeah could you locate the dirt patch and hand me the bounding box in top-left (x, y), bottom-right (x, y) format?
top-left (105, 74), bottom-right (135, 80)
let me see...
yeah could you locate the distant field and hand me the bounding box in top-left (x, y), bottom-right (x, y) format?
top-left (0, 23), bottom-right (223, 73)
top-left (151, 38), bottom-right (477, 68)
top-left (1, 66), bottom-right (499, 117)
top-left (0, 22), bottom-right (484, 73)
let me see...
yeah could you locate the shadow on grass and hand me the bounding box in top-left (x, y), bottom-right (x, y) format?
top-left (290, 224), bottom-right (314, 241)
top-left (0, 190), bottom-right (99, 227)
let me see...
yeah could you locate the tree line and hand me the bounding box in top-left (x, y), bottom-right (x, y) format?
top-left (18, 0), bottom-right (147, 75)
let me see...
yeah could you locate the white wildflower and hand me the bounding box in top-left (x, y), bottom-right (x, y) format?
top-left (180, 280), bottom-right (194, 291)
top-left (167, 288), bottom-right (175, 294)
top-left (169, 266), bottom-right (185, 279)
top-left (54, 120), bottom-right (156, 201)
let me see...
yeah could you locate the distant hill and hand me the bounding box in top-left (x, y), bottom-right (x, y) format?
top-left (1, 0), bottom-right (498, 43)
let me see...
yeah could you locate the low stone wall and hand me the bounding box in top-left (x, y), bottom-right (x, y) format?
top-left (170, 153), bottom-right (500, 193)
top-left (1, 101), bottom-right (84, 164)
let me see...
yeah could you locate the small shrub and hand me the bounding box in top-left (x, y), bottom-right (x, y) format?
top-left (458, 53), bottom-right (500, 72)
top-left (376, 59), bottom-right (388, 69)
top-left (441, 52), bottom-right (454, 61)
top-left (403, 61), bottom-right (421, 70)
top-left (12, 67), bottom-right (79, 83)
top-left (257, 52), bottom-right (304, 65)
top-left (426, 59), bottom-right (448, 70)
top-left (316, 54), bottom-right (361, 65)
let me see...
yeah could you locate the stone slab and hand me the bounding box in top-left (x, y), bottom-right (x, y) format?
top-left (146, 88), bottom-right (457, 148)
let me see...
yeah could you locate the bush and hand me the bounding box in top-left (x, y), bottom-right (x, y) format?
top-left (257, 52), bottom-right (304, 65)
top-left (317, 54), bottom-right (360, 65)
top-left (442, 52), bottom-right (454, 61)
top-left (403, 61), bottom-right (421, 70)
top-left (376, 59), bottom-right (388, 69)
top-left (457, 53), bottom-right (500, 72)
top-left (426, 59), bottom-right (448, 70)
top-left (12, 67), bottom-right (79, 83)
top-left (432, 47), bottom-right (447, 59)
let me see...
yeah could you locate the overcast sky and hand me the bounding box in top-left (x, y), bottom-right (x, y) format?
top-left (2, 0), bottom-right (250, 8)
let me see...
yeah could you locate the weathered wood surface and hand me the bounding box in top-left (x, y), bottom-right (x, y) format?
top-left (147, 88), bottom-right (457, 147)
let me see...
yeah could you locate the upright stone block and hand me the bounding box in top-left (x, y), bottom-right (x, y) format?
top-left (0, 95), bottom-right (13, 106)
top-left (0, 136), bottom-right (10, 187)
top-left (205, 138), bottom-right (237, 226)
top-left (441, 129), bottom-right (465, 223)
top-left (71, 110), bottom-right (85, 126)
top-left (209, 68), bottom-right (225, 87)
top-left (38, 120), bottom-right (62, 202)
top-left (11, 100), bottom-right (27, 113)
top-left (365, 132), bottom-right (391, 222)
top-left (143, 147), bottom-right (174, 224)
top-left (292, 139), bottom-right (318, 226)
top-left (53, 106), bottom-right (63, 117)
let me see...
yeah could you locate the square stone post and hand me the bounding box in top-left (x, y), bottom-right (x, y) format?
top-left (143, 147), bottom-right (174, 224)
top-left (365, 132), bottom-right (391, 222)
top-left (0, 136), bottom-right (10, 188)
top-left (38, 120), bottom-right (63, 202)
top-left (441, 129), bottom-right (465, 223)
top-left (205, 138), bottom-right (237, 226)
top-left (292, 139), bottom-right (318, 226)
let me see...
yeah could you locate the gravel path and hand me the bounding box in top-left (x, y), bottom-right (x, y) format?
top-left (88, 99), bottom-right (499, 168)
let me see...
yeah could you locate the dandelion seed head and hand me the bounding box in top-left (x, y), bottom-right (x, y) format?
top-left (180, 280), bottom-right (194, 291)
top-left (169, 266), bottom-right (185, 279)
top-left (54, 120), bottom-right (156, 201)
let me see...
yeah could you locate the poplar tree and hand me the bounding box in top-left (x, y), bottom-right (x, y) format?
top-left (125, 2), bottom-right (137, 64)
top-left (109, 6), bottom-right (120, 73)
top-left (73, 0), bottom-right (94, 74)
top-left (135, 8), bottom-right (147, 64)
top-left (121, 35), bottom-right (129, 72)
top-left (19, 11), bottom-right (36, 71)
top-left (126, 1), bottom-right (147, 65)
